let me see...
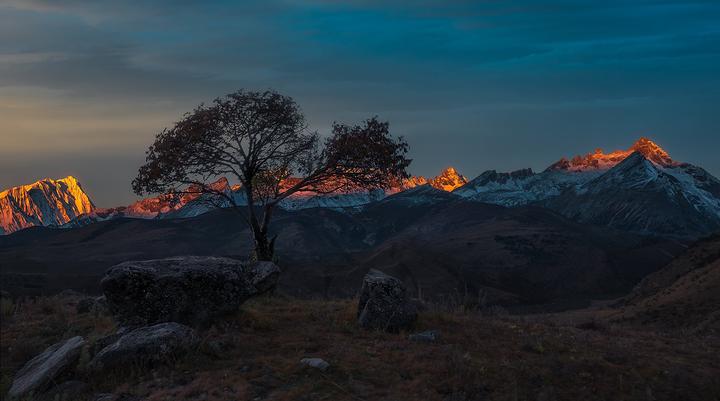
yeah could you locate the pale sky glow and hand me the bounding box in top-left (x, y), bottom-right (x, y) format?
top-left (1, 0), bottom-right (719, 205)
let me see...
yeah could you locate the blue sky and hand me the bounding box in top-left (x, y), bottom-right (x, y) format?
top-left (1, 0), bottom-right (719, 205)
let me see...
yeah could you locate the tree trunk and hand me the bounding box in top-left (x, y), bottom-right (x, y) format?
top-left (252, 205), bottom-right (276, 261)
top-left (253, 229), bottom-right (275, 261)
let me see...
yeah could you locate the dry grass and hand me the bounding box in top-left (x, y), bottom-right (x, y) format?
top-left (1, 294), bottom-right (719, 401)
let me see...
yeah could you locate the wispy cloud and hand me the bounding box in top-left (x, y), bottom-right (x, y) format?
top-left (1, 0), bottom-right (719, 204)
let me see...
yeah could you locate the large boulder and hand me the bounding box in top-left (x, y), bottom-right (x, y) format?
top-left (357, 269), bottom-right (418, 332)
top-left (7, 336), bottom-right (86, 399)
top-left (88, 322), bottom-right (198, 372)
top-left (101, 256), bottom-right (280, 326)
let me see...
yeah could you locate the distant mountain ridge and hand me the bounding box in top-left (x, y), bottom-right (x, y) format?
top-left (0, 176), bottom-right (94, 234)
top-left (2, 138), bottom-right (719, 238)
top-left (0, 167), bottom-right (465, 233)
top-left (453, 138), bottom-right (720, 237)
top-left (454, 137), bottom-right (679, 206)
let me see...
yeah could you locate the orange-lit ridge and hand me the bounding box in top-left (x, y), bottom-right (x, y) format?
top-left (548, 137), bottom-right (674, 171)
top-left (0, 176), bottom-right (95, 234)
top-left (0, 138), bottom-right (679, 234)
top-left (395, 167), bottom-right (469, 192)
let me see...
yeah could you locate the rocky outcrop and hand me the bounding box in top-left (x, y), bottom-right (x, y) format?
top-left (301, 358), bottom-right (330, 371)
top-left (101, 256), bottom-right (280, 326)
top-left (88, 322), bottom-right (198, 372)
top-left (409, 330), bottom-right (440, 342)
top-left (7, 336), bottom-right (86, 399)
top-left (357, 269), bottom-right (417, 332)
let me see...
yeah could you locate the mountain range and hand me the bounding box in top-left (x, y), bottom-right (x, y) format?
top-left (2, 137), bottom-right (719, 238)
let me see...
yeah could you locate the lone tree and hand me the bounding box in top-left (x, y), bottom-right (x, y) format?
top-left (133, 89), bottom-right (411, 261)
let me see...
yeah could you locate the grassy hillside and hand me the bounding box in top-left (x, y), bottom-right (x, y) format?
top-left (2, 294), bottom-right (718, 401)
top-left (609, 235), bottom-right (720, 333)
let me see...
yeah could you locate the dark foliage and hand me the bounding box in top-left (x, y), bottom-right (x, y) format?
top-left (133, 89), bottom-right (411, 260)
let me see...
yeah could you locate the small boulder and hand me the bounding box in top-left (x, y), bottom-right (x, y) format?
top-left (409, 330), bottom-right (440, 342)
top-left (301, 358), bottom-right (330, 371)
top-left (7, 336), bottom-right (86, 399)
top-left (88, 322), bottom-right (198, 372)
top-left (101, 256), bottom-right (280, 326)
top-left (357, 269), bottom-right (417, 332)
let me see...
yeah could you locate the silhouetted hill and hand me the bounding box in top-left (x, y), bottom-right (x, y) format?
top-left (0, 196), bottom-right (686, 307)
top-left (610, 234), bottom-right (720, 333)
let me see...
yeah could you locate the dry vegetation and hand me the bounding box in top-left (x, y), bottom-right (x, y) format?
top-left (1, 294), bottom-right (719, 401)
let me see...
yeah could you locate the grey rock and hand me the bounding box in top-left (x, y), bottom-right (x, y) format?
top-left (7, 336), bottom-right (86, 399)
top-left (409, 330), bottom-right (440, 342)
top-left (300, 358), bottom-right (330, 371)
top-left (88, 322), bottom-right (198, 372)
top-left (101, 256), bottom-right (280, 326)
top-left (357, 269), bottom-right (417, 332)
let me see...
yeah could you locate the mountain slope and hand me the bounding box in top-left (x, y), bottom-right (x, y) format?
top-left (545, 152), bottom-right (720, 237)
top-left (0, 176), bottom-right (95, 234)
top-left (454, 138), bottom-right (720, 238)
top-left (351, 197), bottom-right (682, 304)
top-left (610, 235), bottom-right (720, 333)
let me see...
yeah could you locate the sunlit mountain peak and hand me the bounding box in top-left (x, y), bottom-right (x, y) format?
top-left (547, 137), bottom-right (674, 172)
top-left (428, 167), bottom-right (469, 191)
top-left (0, 176), bottom-right (95, 234)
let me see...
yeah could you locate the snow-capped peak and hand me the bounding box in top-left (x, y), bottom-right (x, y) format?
top-left (547, 137), bottom-right (674, 172)
top-left (0, 176), bottom-right (95, 234)
top-left (427, 167), bottom-right (468, 191)
top-left (629, 137), bottom-right (673, 166)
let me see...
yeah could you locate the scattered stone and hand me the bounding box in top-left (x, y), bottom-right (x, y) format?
top-left (101, 256), bottom-right (280, 326)
top-left (301, 358), bottom-right (330, 371)
top-left (38, 380), bottom-right (89, 401)
top-left (409, 330), bottom-right (440, 342)
top-left (357, 269), bottom-right (418, 332)
top-left (7, 336), bottom-right (86, 399)
top-left (88, 322), bottom-right (198, 372)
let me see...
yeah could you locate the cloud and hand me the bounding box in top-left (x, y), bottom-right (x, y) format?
top-left (0, 0), bottom-right (719, 204)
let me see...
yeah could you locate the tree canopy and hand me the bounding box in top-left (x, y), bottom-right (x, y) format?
top-left (133, 89), bottom-right (411, 260)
